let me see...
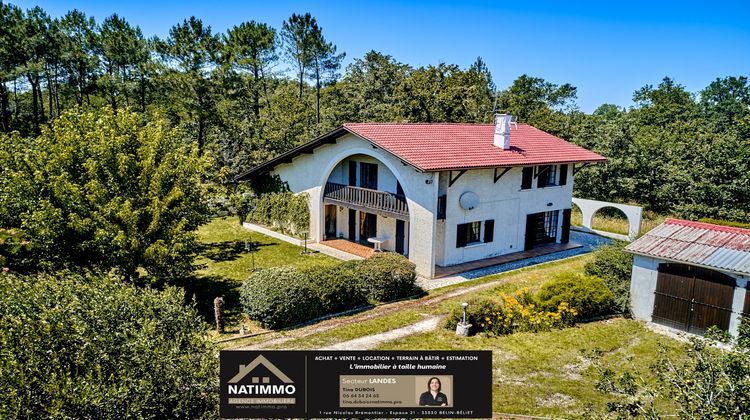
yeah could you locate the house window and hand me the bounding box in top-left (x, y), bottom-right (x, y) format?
top-left (456, 221), bottom-right (481, 248)
top-left (437, 195), bottom-right (447, 220)
top-left (536, 165), bottom-right (557, 188)
top-left (521, 167), bottom-right (533, 190)
top-left (543, 210), bottom-right (559, 239)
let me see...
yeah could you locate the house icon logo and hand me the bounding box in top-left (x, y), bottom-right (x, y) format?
top-left (229, 354), bottom-right (294, 385)
top-left (220, 351), bottom-right (306, 417)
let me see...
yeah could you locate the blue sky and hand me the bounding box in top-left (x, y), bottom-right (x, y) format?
top-left (11, 0), bottom-right (750, 112)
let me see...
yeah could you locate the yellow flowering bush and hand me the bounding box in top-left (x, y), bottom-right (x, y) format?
top-left (448, 288), bottom-right (578, 336)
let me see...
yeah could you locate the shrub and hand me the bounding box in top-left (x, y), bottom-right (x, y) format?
top-left (303, 261), bottom-right (369, 313)
top-left (0, 271), bottom-right (218, 419)
top-left (584, 241), bottom-right (633, 315)
top-left (360, 253), bottom-right (418, 302)
top-left (240, 267), bottom-right (323, 329)
top-left (444, 297), bottom-right (503, 334)
top-left (536, 273), bottom-right (615, 320)
top-left (444, 289), bottom-right (578, 336)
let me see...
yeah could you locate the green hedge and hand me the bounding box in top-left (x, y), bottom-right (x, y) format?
top-left (304, 261), bottom-right (369, 313)
top-left (536, 273), bottom-right (615, 320)
top-left (240, 267), bottom-right (323, 329)
top-left (584, 241), bottom-right (633, 315)
top-left (241, 254), bottom-right (418, 329)
top-left (247, 192), bottom-right (309, 237)
top-left (360, 253), bottom-right (418, 302)
top-left (0, 271), bottom-right (218, 419)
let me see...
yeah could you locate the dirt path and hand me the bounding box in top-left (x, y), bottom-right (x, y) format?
top-left (234, 273), bottom-right (521, 350)
top-left (320, 316), bottom-right (443, 350)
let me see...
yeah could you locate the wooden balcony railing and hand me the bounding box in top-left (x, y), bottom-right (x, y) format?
top-left (323, 182), bottom-right (409, 218)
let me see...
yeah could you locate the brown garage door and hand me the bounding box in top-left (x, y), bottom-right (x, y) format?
top-left (652, 263), bottom-right (735, 335)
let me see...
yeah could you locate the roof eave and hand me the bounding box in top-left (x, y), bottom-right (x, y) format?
top-left (623, 248), bottom-right (750, 279)
top-left (419, 157), bottom-right (608, 172)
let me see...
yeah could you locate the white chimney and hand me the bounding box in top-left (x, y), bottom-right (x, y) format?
top-left (493, 113), bottom-right (512, 150)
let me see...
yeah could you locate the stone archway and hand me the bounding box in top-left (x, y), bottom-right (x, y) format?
top-left (571, 198), bottom-right (643, 240)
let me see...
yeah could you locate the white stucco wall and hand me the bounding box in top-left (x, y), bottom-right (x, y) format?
top-left (630, 254), bottom-right (749, 337)
top-left (437, 165), bottom-right (574, 266)
top-left (270, 133), bottom-right (438, 277)
top-left (630, 255), bottom-right (659, 321)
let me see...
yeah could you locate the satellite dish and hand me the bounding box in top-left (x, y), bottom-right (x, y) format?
top-left (459, 191), bottom-right (480, 210)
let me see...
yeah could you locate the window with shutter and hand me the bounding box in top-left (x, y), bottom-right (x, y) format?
top-left (456, 222), bottom-right (481, 247)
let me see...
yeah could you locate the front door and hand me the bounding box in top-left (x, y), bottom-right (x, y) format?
top-left (348, 209), bottom-right (356, 241)
top-left (652, 263), bottom-right (735, 335)
top-left (395, 220), bottom-right (405, 254)
top-left (360, 212), bottom-right (377, 243)
top-left (324, 205), bottom-right (337, 239)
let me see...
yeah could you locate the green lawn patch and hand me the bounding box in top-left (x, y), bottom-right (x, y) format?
top-left (180, 217), bottom-right (336, 334)
top-left (377, 318), bottom-right (681, 418)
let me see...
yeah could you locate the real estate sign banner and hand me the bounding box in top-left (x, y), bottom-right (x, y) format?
top-left (220, 350), bottom-right (492, 418)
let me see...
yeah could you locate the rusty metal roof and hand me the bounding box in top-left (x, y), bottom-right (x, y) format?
top-left (625, 219), bottom-right (750, 276)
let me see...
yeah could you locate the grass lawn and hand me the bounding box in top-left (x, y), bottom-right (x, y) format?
top-left (255, 253), bottom-right (684, 417)
top-left (271, 256), bottom-right (592, 349)
top-left (378, 318), bottom-right (682, 418)
top-left (571, 205), bottom-right (664, 236)
top-left (180, 217), bottom-right (336, 336)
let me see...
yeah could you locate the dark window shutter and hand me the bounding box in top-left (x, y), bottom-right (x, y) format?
top-left (525, 214), bottom-right (538, 250)
top-left (521, 167), bottom-right (533, 189)
top-left (484, 220), bottom-right (494, 243)
top-left (561, 209), bottom-right (571, 243)
top-left (559, 164), bottom-right (568, 186)
top-left (456, 223), bottom-right (468, 248)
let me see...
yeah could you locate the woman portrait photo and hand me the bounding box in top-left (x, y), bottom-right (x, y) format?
top-left (418, 377), bottom-right (449, 406)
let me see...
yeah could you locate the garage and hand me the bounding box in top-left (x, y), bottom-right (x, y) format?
top-left (626, 218), bottom-right (750, 338)
top-left (652, 263), bottom-right (735, 335)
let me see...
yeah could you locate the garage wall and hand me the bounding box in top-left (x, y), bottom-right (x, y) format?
top-left (629, 254), bottom-right (749, 337)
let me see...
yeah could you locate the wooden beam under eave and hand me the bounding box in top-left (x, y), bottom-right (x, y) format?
top-left (449, 170), bottom-right (467, 187)
top-left (573, 162), bottom-right (592, 175)
top-left (493, 167), bottom-right (511, 183)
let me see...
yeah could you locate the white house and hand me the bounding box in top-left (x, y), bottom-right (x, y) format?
top-left (625, 219), bottom-right (750, 337)
top-left (237, 114), bottom-right (606, 278)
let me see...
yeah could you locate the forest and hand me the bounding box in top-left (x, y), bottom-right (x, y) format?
top-left (2, 3), bottom-right (749, 223)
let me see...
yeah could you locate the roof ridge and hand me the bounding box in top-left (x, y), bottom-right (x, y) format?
top-left (344, 122), bottom-right (512, 126)
top-left (664, 218), bottom-right (750, 236)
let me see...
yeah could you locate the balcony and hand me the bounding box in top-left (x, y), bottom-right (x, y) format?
top-left (323, 182), bottom-right (409, 220)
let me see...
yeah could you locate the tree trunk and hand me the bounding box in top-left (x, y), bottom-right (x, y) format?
top-left (123, 67), bottom-right (130, 108)
top-left (198, 116), bottom-right (205, 156)
top-left (0, 81), bottom-right (9, 132)
top-left (260, 66), bottom-right (271, 110)
top-left (139, 71), bottom-right (146, 112)
top-left (252, 67), bottom-right (260, 119)
top-left (28, 74), bottom-right (39, 130)
top-left (46, 67), bottom-right (54, 119)
top-left (315, 66), bottom-right (321, 125)
top-left (13, 79), bottom-right (19, 121)
top-left (37, 76), bottom-right (45, 124)
top-left (108, 65), bottom-right (117, 112)
top-left (298, 60), bottom-right (305, 99)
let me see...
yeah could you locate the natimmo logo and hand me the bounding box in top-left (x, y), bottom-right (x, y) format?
top-left (227, 354), bottom-right (297, 403)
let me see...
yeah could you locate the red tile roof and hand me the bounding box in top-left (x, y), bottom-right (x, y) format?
top-left (625, 218), bottom-right (750, 275)
top-left (343, 123), bottom-right (606, 171)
